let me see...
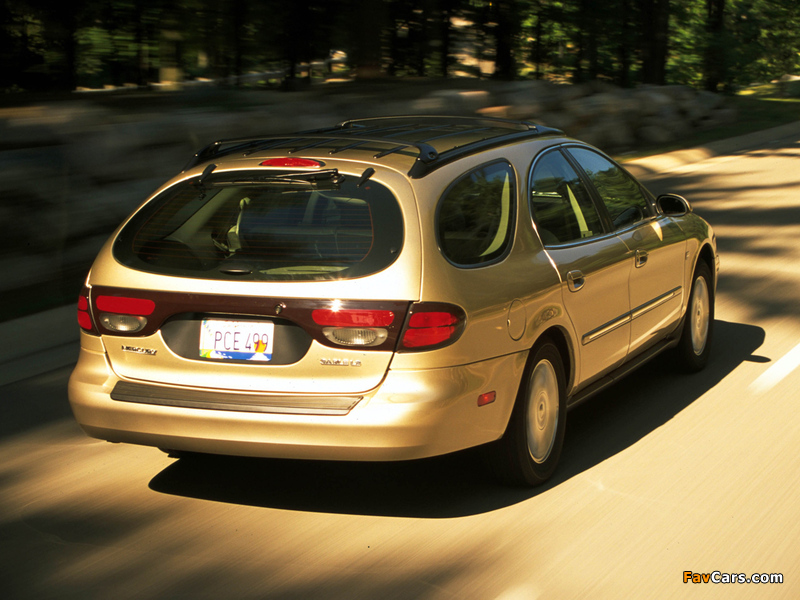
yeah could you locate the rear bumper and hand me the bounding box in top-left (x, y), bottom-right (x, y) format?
top-left (68, 345), bottom-right (527, 461)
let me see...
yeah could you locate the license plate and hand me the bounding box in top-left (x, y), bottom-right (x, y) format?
top-left (200, 320), bottom-right (274, 362)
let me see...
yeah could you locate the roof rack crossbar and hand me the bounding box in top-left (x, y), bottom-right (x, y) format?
top-left (373, 145), bottom-right (412, 160)
top-left (247, 134), bottom-right (440, 163)
top-left (338, 115), bottom-right (536, 131)
top-left (406, 128), bottom-right (561, 178)
top-left (183, 138), bottom-right (275, 171)
top-left (327, 139), bottom-right (370, 154)
top-left (183, 118), bottom-right (563, 175)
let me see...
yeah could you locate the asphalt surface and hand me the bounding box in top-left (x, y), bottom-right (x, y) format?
top-left (2, 125), bottom-right (800, 598)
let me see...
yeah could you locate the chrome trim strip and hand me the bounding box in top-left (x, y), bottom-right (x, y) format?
top-left (538, 229), bottom-right (621, 249)
top-left (582, 313), bottom-right (632, 345)
top-left (631, 286), bottom-right (682, 320)
top-left (582, 286), bottom-right (682, 345)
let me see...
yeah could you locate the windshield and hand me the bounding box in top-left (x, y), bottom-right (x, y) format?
top-left (113, 170), bottom-right (404, 281)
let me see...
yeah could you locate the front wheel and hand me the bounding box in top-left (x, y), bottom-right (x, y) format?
top-left (676, 261), bottom-right (714, 372)
top-left (488, 341), bottom-right (567, 486)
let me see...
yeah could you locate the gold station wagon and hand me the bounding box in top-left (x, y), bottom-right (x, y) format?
top-left (68, 116), bottom-right (718, 485)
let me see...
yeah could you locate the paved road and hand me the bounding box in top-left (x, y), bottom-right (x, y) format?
top-left (2, 136), bottom-right (800, 599)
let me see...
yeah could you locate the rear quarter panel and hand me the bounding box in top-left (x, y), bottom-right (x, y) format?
top-left (390, 141), bottom-right (577, 374)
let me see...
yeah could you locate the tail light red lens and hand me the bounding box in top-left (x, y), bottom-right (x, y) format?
top-left (399, 303), bottom-right (466, 351)
top-left (96, 296), bottom-right (156, 316)
top-left (92, 295), bottom-right (155, 333)
top-left (77, 294), bottom-right (93, 331)
top-left (408, 312), bottom-right (458, 328)
top-left (312, 309), bottom-right (395, 327)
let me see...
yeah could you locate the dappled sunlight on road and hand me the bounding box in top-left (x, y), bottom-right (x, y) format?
top-left (642, 138), bottom-right (800, 328)
top-left (4, 137), bottom-right (800, 597)
top-left (0, 316), bottom-right (778, 598)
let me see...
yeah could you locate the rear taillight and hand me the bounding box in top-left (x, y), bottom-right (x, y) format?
top-left (77, 291), bottom-right (95, 333)
top-left (313, 308), bottom-right (395, 347)
top-left (399, 302), bottom-right (466, 351)
top-left (95, 295), bottom-right (155, 333)
top-left (312, 309), bottom-right (394, 327)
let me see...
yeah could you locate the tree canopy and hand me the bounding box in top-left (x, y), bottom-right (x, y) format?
top-left (2, 0), bottom-right (799, 92)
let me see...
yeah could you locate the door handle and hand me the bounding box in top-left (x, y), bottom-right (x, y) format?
top-left (567, 270), bottom-right (585, 292)
top-left (635, 248), bottom-right (648, 268)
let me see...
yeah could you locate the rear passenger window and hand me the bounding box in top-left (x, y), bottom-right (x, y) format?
top-left (113, 170), bottom-right (404, 281)
top-left (529, 150), bottom-right (603, 245)
top-left (437, 161), bottom-right (516, 266)
top-left (567, 147), bottom-right (652, 230)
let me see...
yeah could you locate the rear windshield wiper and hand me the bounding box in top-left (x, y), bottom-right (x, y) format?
top-left (211, 169), bottom-right (345, 187)
top-left (192, 163), bottom-right (217, 198)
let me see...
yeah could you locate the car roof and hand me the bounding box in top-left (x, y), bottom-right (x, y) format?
top-left (183, 115), bottom-right (565, 179)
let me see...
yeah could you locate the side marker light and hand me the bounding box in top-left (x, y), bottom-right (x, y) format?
top-left (477, 391), bottom-right (496, 407)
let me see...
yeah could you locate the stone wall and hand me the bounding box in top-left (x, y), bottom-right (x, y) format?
top-left (0, 81), bottom-right (735, 315)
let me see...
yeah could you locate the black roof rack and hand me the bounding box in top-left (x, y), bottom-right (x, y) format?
top-left (336, 115), bottom-right (539, 131)
top-left (183, 115), bottom-right (564, 178)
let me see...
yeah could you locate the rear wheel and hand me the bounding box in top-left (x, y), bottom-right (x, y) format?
top-left (676, 261), bottom-right (714, 372)
top-left (489, 341), bottom-right (567, 486)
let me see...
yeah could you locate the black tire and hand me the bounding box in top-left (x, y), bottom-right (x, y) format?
top-left (488, 341), bottom-right (567, 486)
top-left (676, 261), bottom-right (714, 372)
top-left (158, 448), bottom-right (199, 460)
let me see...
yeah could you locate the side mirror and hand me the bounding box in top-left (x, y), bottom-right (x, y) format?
top-left (657, 194), bottom-right (692, 216)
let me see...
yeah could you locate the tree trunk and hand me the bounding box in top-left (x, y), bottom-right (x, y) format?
top-left (440, 1), bottom-right (453, 78)
top-left (492, 0), bottom-right (517, 80)
top-left (704, 0), bottom-right (726, 91)
top-left (639, 0), bottom-right (670, 85)
top-left (134, 0), bottom-right (149, 86)
top-left (618, 0), bottom-right (631, 87)
top-left (352, 0), bottom-right (385, 79)
top-left (532, 2), bottom-right (543, 80)
top-left (232, 2), bottom-right (245, 85)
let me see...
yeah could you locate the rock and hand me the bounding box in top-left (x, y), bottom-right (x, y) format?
top-left (534, 111), bottom-right (577, 133)
top-left (696, 90), bottom-right (725, 111)
top-left (636, 123), bottom-right (676, 145)
top-left (427, 89), bottom-right (492, 114)
top-left (658, 85), bottom-right (696, 103)
top-left (0, 80), bottom-right (737, 309)
top-left (633, 89), bottom-right (674, 116)
top-left (780, 79), bottom-right (800, 98)
top-left (580, 119), bottom-right (636, 152)
top-left (498, 80), bottom-right (560, 109)
top-left (506, 102), bottom-right (546, 120)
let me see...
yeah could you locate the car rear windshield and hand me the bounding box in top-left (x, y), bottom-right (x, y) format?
top-left (113, 169), bottom-right (404, 281)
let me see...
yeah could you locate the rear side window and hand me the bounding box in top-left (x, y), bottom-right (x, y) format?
top-left (437, 161), bottom-right (516, 266)
top-left (529, 150), bottom-right (603, 245)
top-left (113, 170), bottom-right (404, 281)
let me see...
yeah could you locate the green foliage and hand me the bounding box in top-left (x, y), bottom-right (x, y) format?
top-left (2, 0), bottom-right (799, 92)
top-left (727, 0), bottom-right (800, 85)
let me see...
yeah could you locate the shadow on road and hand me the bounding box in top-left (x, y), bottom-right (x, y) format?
top-left (149, 319), bottom-right (765, 518)
top-left (0, 365), bottom-right (76, 441)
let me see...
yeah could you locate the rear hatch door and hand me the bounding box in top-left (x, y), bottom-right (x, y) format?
top-left (90, 164), bottom-right (420, 396)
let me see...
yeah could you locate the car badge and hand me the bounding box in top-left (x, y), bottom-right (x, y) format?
top-left (320, 358), bottom-right (362, 367)
top-left (121, 345), bottom-right (158, 356)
